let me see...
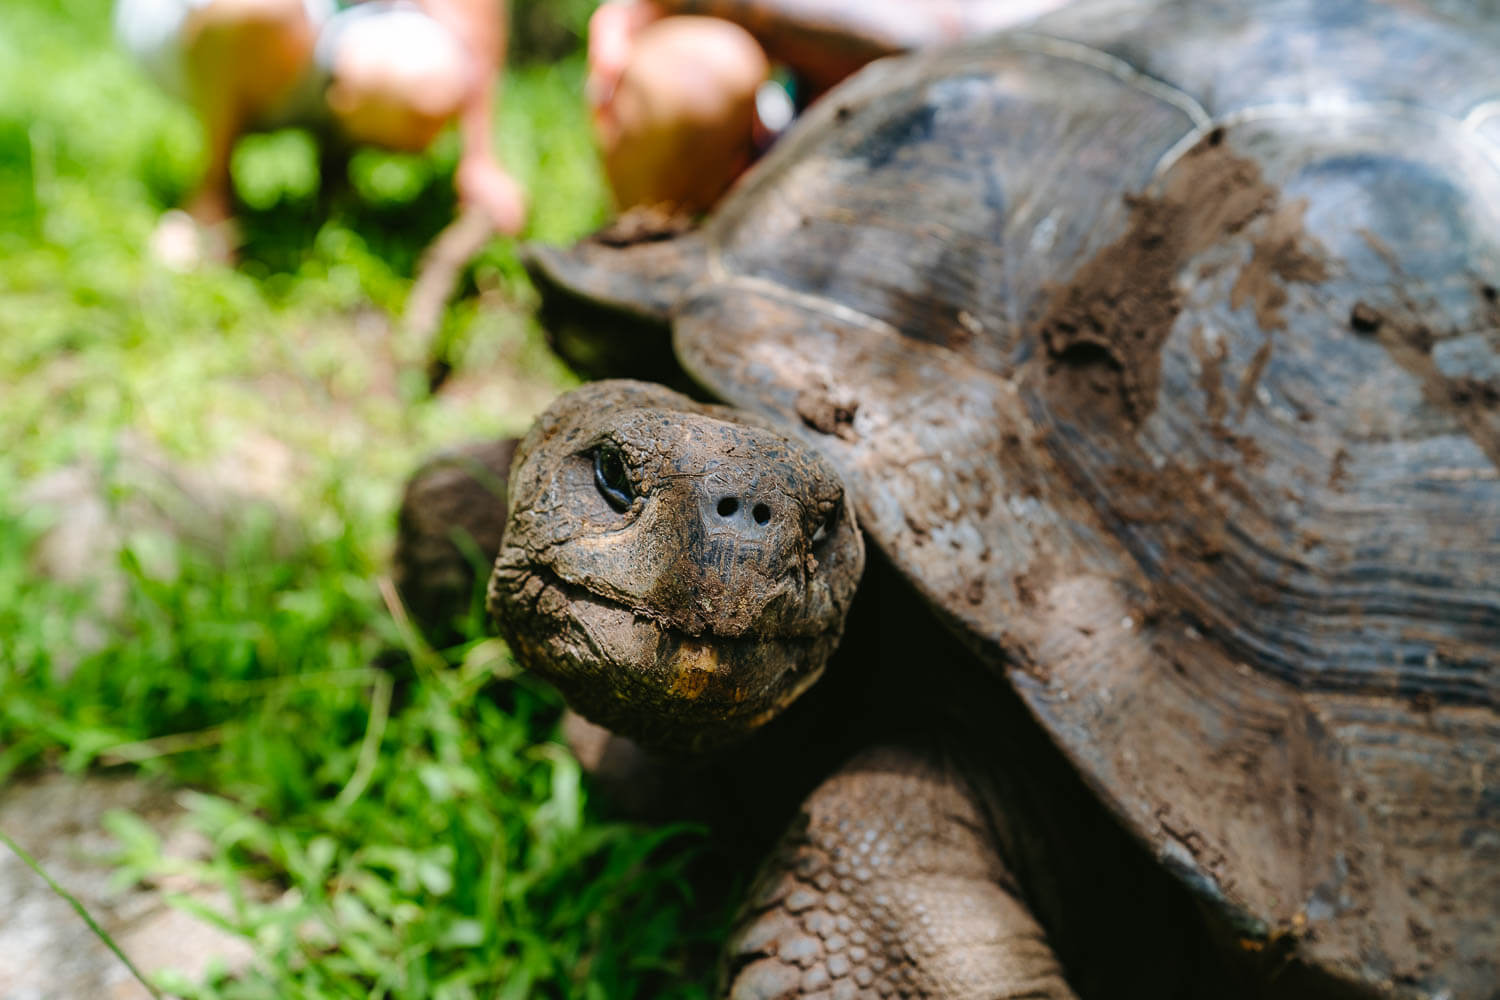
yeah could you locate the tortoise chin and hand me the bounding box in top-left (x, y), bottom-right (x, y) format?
top-left (486, 380), bottom-right (864, 752)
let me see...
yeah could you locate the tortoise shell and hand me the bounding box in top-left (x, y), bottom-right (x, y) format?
top-left (529, 0), bottom-right (1500, 991)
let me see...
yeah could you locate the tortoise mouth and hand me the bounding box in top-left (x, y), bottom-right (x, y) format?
top-left (490, 561), bottom-right (840, 751)
top-left (541, 561), bottom-right (835, 643)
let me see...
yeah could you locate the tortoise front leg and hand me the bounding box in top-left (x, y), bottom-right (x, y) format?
top-left (393, 438), bottom-right (517, 646)
top-left (724, 746), bottom-right (1078, 1000)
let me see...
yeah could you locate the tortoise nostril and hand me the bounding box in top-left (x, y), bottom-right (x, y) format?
top-left (752, 503), bottom-right (772, 525)
top-left (717, 497), bottom-right (740, 518)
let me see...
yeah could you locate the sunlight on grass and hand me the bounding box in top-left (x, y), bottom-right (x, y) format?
top-left (0, 0), bottom-right (729, 995)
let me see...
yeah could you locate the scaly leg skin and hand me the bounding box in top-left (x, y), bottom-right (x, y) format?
top-left (725, 746), bottom-right (1078, 1000)
top-left (393, 438), bottom-right (517, 646)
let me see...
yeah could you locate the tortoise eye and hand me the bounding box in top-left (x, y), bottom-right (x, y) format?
top-left (593, 445), bottom-right (635, 513)
top-left (811, 501), bottom-right (841, 548)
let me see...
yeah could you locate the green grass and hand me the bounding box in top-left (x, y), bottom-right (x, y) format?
top-left (0, 0), bottom-right (732, 995)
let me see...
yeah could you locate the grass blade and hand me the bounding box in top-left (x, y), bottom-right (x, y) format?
top-left (0, 824), bottom-right (165, 1000)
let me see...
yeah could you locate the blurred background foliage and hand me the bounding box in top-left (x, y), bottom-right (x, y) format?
top-left (0, 0), bottom-right (734, 995)
top-left (510, 0), bottom-right (597, 63)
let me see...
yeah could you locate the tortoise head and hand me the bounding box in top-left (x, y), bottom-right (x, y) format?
top-left (488, 380), bottom-right (864, 752)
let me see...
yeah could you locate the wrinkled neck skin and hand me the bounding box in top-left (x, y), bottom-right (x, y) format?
top-left (488, 380), bottom-right (864, 752)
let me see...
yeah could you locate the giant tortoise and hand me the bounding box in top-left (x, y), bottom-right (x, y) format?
top-left (404, 0), bottom-right (1500, 994)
